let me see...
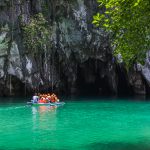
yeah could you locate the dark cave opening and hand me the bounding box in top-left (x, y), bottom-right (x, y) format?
top-left (10, 75), bottom-right (26, 96)
top-left (116, 64), bottom-right (133, 96)
top-left (0, 75), bottom-right (27, 97)
top-left (76, 59), bottom-right (113, 96)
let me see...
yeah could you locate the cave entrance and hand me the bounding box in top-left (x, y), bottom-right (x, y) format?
top-left (76, 59), bottom-right (113, 96)
top-left (116, 65), bottom-right (133, 96)
top-left (9, 75), bottom-right (26, 96)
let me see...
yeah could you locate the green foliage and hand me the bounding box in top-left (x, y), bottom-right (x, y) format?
top-left (0, 25), bottom-right (9, 53)
top-left (22, 13), bottom-right (50, 54)
top-left (93, 0), bottom-right (150, 67)
top-left (0, 34), bottom-right (8, 51)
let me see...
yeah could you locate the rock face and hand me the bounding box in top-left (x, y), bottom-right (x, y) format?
top-left (0, 0), bottom-right (148, 96)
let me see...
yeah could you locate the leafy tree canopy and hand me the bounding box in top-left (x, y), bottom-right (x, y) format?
top-left (93, 0), bottom-right (150, 67)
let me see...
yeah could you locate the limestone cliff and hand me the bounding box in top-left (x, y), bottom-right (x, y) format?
top-left (0, 0), bottom-right (148, 96)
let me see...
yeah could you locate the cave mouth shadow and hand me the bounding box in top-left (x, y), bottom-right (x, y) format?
top-left (116, 64), bottom-right (134, 97)
top-left (76, 59), bottom-right (114, 97)
top-left (1, 75), bottom-right (27, 97)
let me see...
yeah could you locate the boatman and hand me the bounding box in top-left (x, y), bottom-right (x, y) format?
top-left (32, 93), bottom-right (39, 103)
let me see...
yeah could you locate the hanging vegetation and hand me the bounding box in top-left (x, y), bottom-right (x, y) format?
top-left (22, 13), bottom-right (51, 54)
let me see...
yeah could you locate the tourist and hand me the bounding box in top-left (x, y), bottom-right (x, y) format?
top-left (32, 93), bottom-right (59, 103)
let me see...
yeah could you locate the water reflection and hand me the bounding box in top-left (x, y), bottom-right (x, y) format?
top-left (32, 105), bottom-right (57, 114)
top-left (31, 105), bottom-right (58, 125)
top-left (31, 105), bottom-right (59, 147)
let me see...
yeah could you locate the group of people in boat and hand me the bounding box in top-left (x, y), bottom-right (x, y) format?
top-left (32, 93), bottom-right (59, 103)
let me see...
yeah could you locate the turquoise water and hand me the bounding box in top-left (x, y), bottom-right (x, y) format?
top-left (1, 98), bottom-right (150, 150)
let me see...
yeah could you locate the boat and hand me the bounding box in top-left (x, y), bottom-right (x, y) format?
top-left (27, 101), bottom-right (65, 106)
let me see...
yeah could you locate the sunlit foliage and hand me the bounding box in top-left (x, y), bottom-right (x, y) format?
top-left (93, 0), bottom-right (150, 67)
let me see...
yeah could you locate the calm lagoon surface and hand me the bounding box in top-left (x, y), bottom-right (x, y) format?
top-left (1, 97), bottom-right (150, 150)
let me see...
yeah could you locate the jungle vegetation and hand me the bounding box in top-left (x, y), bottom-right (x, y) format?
top-left (93, 0), bottom-right (150, 67)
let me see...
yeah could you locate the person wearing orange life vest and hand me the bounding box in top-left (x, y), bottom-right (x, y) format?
top-left (38, 96), bottom-right (45, 103)
top-left (47, 94), bottom-right (52, 103)
top-left (51, 93), bottom-right (59, 103)
top-left (36, 93), bottom-right (59, 103)
top-left (50, 93), bottom-right (55, 103)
